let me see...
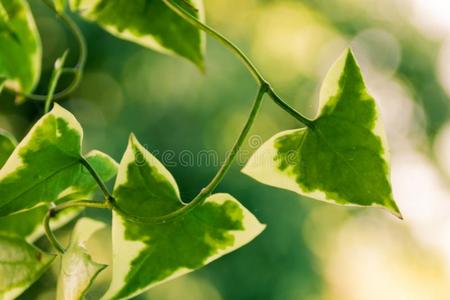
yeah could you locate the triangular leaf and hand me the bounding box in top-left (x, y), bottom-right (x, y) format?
top-left (243, 50), bottom-right (400, 217)
top-left (0, 234), bottom-right (54, 300)
top-left (0, 104), bottom-right (118, 217)
top-left (103, 135), bottom-right (265, 300)
top-left (68, 0), bottom-right (205, 69)
top-left (0, 0), bottom-right (41, 93)
top-left (57, 218), bottom-right (107, 300)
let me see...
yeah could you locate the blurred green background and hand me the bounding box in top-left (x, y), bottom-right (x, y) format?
top-left (2, 0), bottom-right (450, 299)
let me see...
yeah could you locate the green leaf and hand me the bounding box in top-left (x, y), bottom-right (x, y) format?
top-left (57, 218), bottom-right (107, 300)
top-left (0, 0), bottom-right (41, 93)
top-left (103, 135), bottom-right (265, 300)
top-left (0, 129), bottom-right (116, 241)
top-left (0, 128), bottom-right (117, 240)
top-left (0, 234), bottom-right (54, 300)
top-left (243, 50), bottom-right (401, 217)
top-left (0, 129), bottom-right (16, 167)
top-left (69, 0), bottom-right (205, 68)
top-left (0, 104), bottom-right (118, 217)
top-left (0, 126), bottom-right (117, 242)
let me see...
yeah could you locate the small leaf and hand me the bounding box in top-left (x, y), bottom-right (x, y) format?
top-left (0, 0), bottom-right (41, 93)
top-left (243, 50), bottom-right (401, 217)
top-left (0, 234), bottom-right (54, 300)
top-left (69, 0), bottom-right (205, 68)
top-left (103, 135), bottom-right (265, 300)
top-left (0, 104), bottom-right (118, 217)
top-left (57, 218), bottom-right (107, 300)
top-left (0, 129), bottom-right (117, 240)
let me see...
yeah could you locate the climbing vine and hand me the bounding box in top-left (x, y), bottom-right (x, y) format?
top-left (0, 0), bottom-right (401, 299)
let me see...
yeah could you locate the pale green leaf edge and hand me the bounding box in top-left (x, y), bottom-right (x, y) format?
top-left (242, 49), bottom-right (401, 218)
top-left (102, 134), bottom-right (265, 300)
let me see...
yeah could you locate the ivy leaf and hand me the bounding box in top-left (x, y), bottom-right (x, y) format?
top-left (0, 0), bottom-right (41, 93)
top-left (69, 0), bottom-right (205, 69)
top-left (0, 234), bottom-right (54, 300)
top-left (57, 218), bottom-right (107, 300)
top-left (0, 104), bottom-right (118, 217)
top-left (103, 135), bottom-right (265, 300)
top-left (0, 126), bottom-right (117, 240)
top-left (243, 50), bottom-right (401, 217)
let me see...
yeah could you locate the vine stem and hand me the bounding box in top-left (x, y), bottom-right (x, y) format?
top-left (46, 0), bottom-right (316, 228)
top-left (43, 200), bottom-right (110, 254)
top-left (46, 87), bottom-right (266, 226)
top-left (110, 85), bottom-right (267, 224)
top-left (162, 0), bottom-right (314, 127)
top-left (7, 0), bottom-right (87, 101)
top-left (75, 1), bottom-right (315, 224)
top-left (44, 50), bottom-right (69, 113)
top-left (79, 157), bottom-right (113, 200)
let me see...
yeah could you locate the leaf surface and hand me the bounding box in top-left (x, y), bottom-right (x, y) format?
top-left (0, 0), bottom-right (41, 93)
top-left (0, 104), bottom-right (118, 217)
top-left (243, 50), bottom-right (400, 217)
top-left (57, 218), bottom-right (107, 300)
top-left (0, 235), bottom-right (54, 300)
top-left (0, 129), bottom-right (16, 167)
top-left (0, 126), bottom-right (117, 240)
top-left (103, 135), bottom-right (265, 299)
top-left (69, 0), bottom-right (205, 68)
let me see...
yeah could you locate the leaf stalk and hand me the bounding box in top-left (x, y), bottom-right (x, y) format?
top-left (43, 199), bottom-right (111, 254)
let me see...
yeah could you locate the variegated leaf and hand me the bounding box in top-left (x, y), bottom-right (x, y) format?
top-left (103, 135), bottom-right (265, 299)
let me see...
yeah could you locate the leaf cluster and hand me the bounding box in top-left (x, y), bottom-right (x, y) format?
top-left (0, 0), bottom-right (401, 299)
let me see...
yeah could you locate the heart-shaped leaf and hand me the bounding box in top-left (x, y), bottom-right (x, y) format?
top-left (0, 0), bottom-right (41, 93)
top-left (57, 218), bottom-right (107, 300)
top-left (103, 135), bottom-right (265, 300)
top-left (69, 0), bottom-right (205, 69)
top-left (0, 234), bottom-right (54, 300)
top-left (0, 104), bottom-right (118, 217)
top-left (243, 50), bottom-right (400, 217)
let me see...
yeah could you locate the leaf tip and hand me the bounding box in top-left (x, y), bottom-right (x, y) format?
top-left (390, 204), bottom-right (404, 220)
top-left (382, 198), bottom-right (403, 220)
top-left (128, 133), bottom-right (144, 152)
top-left (128, 132), bottom-right (137, 144)
top-left (196, 58), bottom-right (206, 74)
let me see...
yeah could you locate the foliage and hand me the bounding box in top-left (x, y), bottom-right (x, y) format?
top-left (0, 0), bottom-right (401, 299)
